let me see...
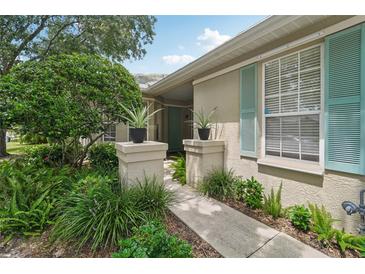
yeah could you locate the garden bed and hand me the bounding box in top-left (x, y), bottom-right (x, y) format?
top-left (224, 199), bottom-right (360, 258)
top-left (0, 211), bottom-right (221, 258)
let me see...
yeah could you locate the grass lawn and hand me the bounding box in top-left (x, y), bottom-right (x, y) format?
top-left (6, 141), bottom-right (43, 155)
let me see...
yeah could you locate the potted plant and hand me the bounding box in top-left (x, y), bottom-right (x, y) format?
top-left (190, 107), bottom-right (217, 140)
top-left (120, 103), bottom-right (162, 143)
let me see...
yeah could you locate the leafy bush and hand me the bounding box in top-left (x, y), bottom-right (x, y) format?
top-left (263, 183), bottom-right (283, 219)
top-left (170, 154), bottom-right (186, 185)
top-left (0, 159), bottom-right (74, 239)
top-left (335, 229), bottom-right (365, 256)
top-left (234, 177), bottom-right (264, 209)
top-left (308, 203), bottom-right (337, 245)
top-left (24, 144), bottom-right (63, 167)
top-left (288, 205), bottom-right (311, 231)
top-left (199, 169), bottom-right (238, 200)
top-left (52, 176), bottom-right (174, 251)
top-left (88, 143), bottom-right (118, 170)
top-left (20, 133), bottom-right (48, 145)
top-left (112, 221), bottom-right (192, 258)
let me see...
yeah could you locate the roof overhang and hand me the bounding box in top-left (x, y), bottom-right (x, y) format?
top-left (144, 15), bottom-right (356, 96)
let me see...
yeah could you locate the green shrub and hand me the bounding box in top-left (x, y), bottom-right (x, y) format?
top-left (199, 169), bottom-right (238, 200)
top-left (309, 203), bottom-right (337, 245)
top-left (112, 221), bottom-right (193, 258)
top-left (131, 176), bottom-right (175, 219)
top-left (20, 133), bottom-right (48, 145)
top-left (335, 229), bottom-right (365, 256)
top-left (88, 143), bottom-right (118, 170)
top-left (24, 144), bottom-right (63, 167)
top-left (0, 159), bottom-right (74, 238)
top-left (263, 183), bottom-right (283, 219)
top-left (234, 177), bottom-right (264, 209)
top-left (170, 154), bottom-right (186, 185)
top-left (52, 176), bottom-right (174, 251)
top-left (288, 205), bottom-right (311, 231)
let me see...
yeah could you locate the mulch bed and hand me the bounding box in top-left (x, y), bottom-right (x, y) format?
top-left (224, 199), bottom-right (360, 258)
top-left (1, 211), bottom-right (221, 258)
top-left (165, 211), bottom-right (222, 258)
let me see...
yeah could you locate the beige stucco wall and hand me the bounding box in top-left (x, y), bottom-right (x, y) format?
top-left (193, 42), bottom-right (365, 233)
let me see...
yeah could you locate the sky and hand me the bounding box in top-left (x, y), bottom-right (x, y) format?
top-left (123, 15), bottom-right (267, 75)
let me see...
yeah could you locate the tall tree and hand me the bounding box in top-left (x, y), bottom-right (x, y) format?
top-left (0, 15), bottom-right (156, 156)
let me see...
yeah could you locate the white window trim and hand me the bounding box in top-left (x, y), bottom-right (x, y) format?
top-left (260, 43), bottom-right (325, 170)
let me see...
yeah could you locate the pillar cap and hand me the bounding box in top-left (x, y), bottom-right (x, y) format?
top-left (115, 141), bottom-right (168, 154)
top-left (183, 139), bottom-right (225, 147)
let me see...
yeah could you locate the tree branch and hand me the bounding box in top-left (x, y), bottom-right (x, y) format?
top-left (3, 16), bottom-right (49, 74)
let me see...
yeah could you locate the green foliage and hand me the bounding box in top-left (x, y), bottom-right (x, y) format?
top-left (0, 159), bottom-right (74, 238)
top-left (263, 183), bottom-right (283, 219)
top-left (112, 221), bottom-right (193, 258)
top-left (335, 229), bottom-right (365, 255)
top-left (190, 107), bottom-right (217, 129)
top-left (23, 144), bottom-right (63, 167)
top-left (170, 155), bottom-right (186, 185)
top-left (199, 168), bottom-right (237, 200)
top-left (288, 205), bottom-right (311, 231)
top-left (1, 54), bottom-right (142, 167)
top-left (119, 103), bottom-right (162, 128)
top-left (52, 176), bottom-right (174, 251)
top-left (88, 143), bottom-right (118, 170)
top-left (308, 203), bottom-right (337, 245)
top-left (20, 133), bottom-right (48, 145)
top-left (131, 176), bottom-right (175, 219)
top-left (234, 177), bottom-right (264, 209)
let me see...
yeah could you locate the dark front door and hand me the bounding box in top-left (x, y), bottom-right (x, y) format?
top-left (168, 107), bottom-right (183, 152)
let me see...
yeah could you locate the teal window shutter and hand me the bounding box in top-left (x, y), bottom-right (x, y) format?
top-left (240, 63), bottom-right (257, 157)
top-left (325, 23), bottom-right (365, 175)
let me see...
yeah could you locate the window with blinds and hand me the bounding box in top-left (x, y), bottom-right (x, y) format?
top-left (264, 45), bottom-right (321, 162)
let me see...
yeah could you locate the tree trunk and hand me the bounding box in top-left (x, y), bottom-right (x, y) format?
top-left (0, 128), bottom-right (8, 157)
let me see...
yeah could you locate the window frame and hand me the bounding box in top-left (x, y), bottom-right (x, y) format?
top-left (103, 123), bottom-right (117, 142)
top-left (261, 43), bottom-right (325, 167)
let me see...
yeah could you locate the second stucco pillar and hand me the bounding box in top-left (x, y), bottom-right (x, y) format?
top-left (183, 139), bottom-right (225, 188)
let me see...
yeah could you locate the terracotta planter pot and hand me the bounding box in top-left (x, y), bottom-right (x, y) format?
top-left (198, 128), bottom-right (210, 140)
top-left (129, 128), bottom-right (147, 143)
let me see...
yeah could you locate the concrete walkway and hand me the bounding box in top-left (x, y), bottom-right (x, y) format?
top-left (164, 162), bottom-right (327, 258)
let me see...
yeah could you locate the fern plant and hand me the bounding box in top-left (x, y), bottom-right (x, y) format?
top-left (335, 229), bottom-right (365, 256)
top-left (263, 183), bottom-right (283, 219)
top-left (170, 154), bottom-right (186, 185)
top-left (308, 203), bottom-right (337, 246)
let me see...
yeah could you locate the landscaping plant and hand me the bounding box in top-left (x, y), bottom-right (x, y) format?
top-left (170, 154), bottom-right (186, 185)
top-left (234, 177), bottom-right (264, 209)
top-left (0, 159), bottom-right (74, 239)
top-left (112, 221), bottom-right (193, 258)
top-left (88, 143), bottom-right (118, 170)
top-left (119, 103), bottom-right (162, 128)
top-left (308, 203), bottom-right (337, 246)
top-left (335, 229), bottom-right (365, 256)
top-left (288, 205), bottom-right (311, 231)
top-left (131, 176), bottom-right (176, 219)
top-left (263, 183), bottom-right (283, 219)
top-left (190, 107), bottom-right (217, 129)
top-left (199, 168), bottom-right (238, 200)
top-left (52, 175), bottom-right (174, 251)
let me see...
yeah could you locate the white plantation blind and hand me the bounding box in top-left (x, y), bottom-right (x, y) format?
top-left (264, 46), bottom-right (321, 162)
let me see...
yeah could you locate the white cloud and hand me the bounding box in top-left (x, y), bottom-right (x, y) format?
top-left (162, 54), bottom-right (195, 65)
top-left (178, 45), bottom-right (185, 50)
top-left (197, 28), bottom-right (231, 52)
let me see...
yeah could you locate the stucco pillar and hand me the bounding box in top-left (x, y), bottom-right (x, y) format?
top-left (115, 141), bottom-right (168, 185)
top-left (183, 139), bottom-right (225, 188)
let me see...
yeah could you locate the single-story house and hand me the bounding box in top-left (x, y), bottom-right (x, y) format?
top-left (106, 15), bottom-right (365, 233)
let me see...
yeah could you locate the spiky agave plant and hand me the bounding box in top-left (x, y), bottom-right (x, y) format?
top-left (119, 103), bottom-right (163, 128)
top-left (190, 107), bottom-right (217, 129)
